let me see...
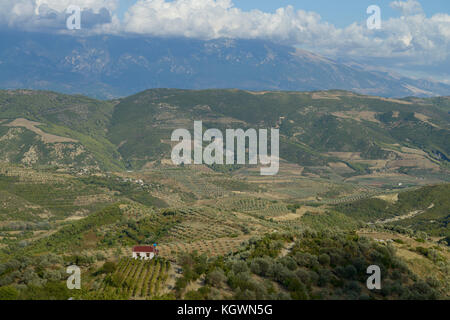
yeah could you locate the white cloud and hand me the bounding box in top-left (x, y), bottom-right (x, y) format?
top-left (0, 0), bottom-right (448, 75)
top-left (390, 0), bottom-right (423, 16)
top-left (123, 0), bottom-right (335, 43)
top-left (324, 13), bottom-right (449, 61)
top-left (119, 0), bottom-right (449, 68)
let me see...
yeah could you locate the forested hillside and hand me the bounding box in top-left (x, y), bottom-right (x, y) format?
top-left (1, 89), bottom-right (449, 179)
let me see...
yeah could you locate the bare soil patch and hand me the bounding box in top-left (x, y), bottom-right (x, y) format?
top-left (332, 111), bottom-right (381, 124)
top-left (5, 118), bottom-right (77, 143)
top-left (374, 193), bottom-right (399, 203)
top-left (274, 206), bottom-right (325, 221)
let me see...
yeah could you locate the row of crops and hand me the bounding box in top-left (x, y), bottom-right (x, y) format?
top-left (162, 207), bottom-right (247, 242)
top-left (159, 237), bottom-right (250, 260)
top-left (215, 197), bottom-right (290, 217)
top-left (323, 189), bottom-right (385, 204)
top-left (102, 258), bottom-right (171, 299)
top-left (165, 170), bottom-right (231, 199)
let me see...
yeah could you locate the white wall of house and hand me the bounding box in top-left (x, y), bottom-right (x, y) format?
top-left (132, 252), bottom-right (155, 260)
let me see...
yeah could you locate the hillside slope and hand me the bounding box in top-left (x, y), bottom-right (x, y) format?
top-left (0, 89), bottom-right (449, 184)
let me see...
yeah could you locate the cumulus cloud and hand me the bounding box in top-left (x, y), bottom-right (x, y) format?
top-left (390, 0), bottom-right (423, 16)
top-left (0, 0), bottom-right (448, 75)
top-left (122, 0), bottom-right (336, 43)
top-left (119, 0), bottom-right (449, 68)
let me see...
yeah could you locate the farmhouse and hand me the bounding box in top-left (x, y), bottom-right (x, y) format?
top-left (132, 245), bottom-right (158, 260)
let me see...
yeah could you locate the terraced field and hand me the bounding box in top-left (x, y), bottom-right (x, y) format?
top-left (160, 207), bottom-right (263, 243)
top-left (159, 237), bottom-right (251, 260)
top-left (215, 197), bottom-right (290, 217)
top-left (101, 258), bottom-right (171, 299)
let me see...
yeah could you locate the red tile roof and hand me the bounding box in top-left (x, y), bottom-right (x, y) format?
top-left (133, 245), bottom-right (155, 253)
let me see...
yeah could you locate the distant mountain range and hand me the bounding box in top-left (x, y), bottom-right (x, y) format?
top-left (1, 30), bottom-right (449, 99)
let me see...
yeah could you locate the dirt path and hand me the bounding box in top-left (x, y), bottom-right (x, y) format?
top-left (5, 118), bottom-right (77, 143)
top-left (371, 204), bottom-right (433, 225)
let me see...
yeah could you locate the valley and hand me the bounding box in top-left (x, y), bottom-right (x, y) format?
top-left (0, 88), bottom-right (448, 300)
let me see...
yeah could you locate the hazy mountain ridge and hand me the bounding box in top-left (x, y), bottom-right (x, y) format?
top-left (1, 31), bottom-right (450, 99)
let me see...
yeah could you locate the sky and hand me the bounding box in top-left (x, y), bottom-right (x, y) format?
top-left (0, 0), bottom-right (449, 82)
top-left (116, 0), bottom-right (449, 27)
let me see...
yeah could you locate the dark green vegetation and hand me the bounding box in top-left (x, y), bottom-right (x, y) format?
top-left (175, 232), bottom-right (444, 300)
top-left (0, 169), bottom-right (448, 300)
top-left (0, 90), bottom-right (122, 171)
top-left (108, 89), bottom-right (450, 171)
top-left (335, 184), bottom-right (450, 237)
top-left (0, 89), bottom-right (448, 300)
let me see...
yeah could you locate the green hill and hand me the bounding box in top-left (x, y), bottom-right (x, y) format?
top-left (1, 89), bottom-right (449, 177)
top-left (0, 90), bottom-right (123, 171)
top-left (335, 184), bottom-right (450, 237)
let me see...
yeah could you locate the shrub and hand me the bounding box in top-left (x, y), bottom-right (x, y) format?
top-left (250, 257), bottom-right (272, 276)
top-left (277, 256), bottom-right (295, 271)
top-left (102, 261), bottom-right (117, 274)
top-left (294, 252), bottom-right (319, 269)
top-left (231, 260), bottom-right (249, 274)
top-left (205, 269), bottom-right (226, 288)
top-left (318, 254), bottom-right (331, 266)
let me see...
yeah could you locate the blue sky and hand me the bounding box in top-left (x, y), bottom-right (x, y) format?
top-left (117, 0), bottom-right (449, 27)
